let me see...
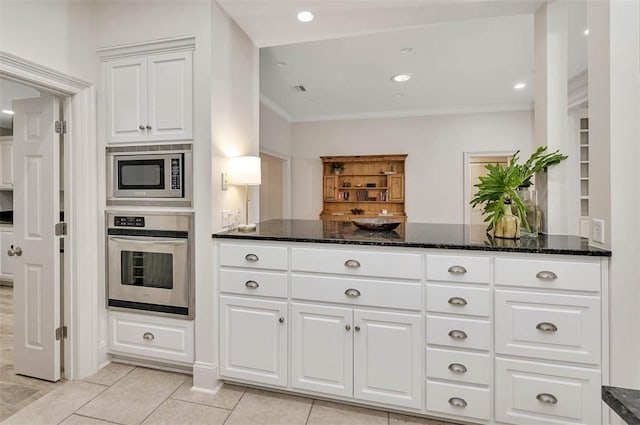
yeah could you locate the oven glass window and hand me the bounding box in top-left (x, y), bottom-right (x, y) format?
top-left (118, 159), bottom-right (165, 189)
top-left (120, 251), bottom-right (173, 289)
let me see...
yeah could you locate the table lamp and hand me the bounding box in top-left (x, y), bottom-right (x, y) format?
top-left (230, 156), bottom-right (261, 232)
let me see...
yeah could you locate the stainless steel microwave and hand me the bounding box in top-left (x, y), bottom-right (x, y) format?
top-left (106, 144), bottom-right (192, 207)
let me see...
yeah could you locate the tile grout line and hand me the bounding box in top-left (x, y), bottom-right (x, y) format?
top-left (304, 399), bottom-right (315, 425)
top-left (67, 412), bottom-right (124, 425)
top-left (54, 381), bottom-right (110, 425)
top-left (133, 374), bottom-right (189, 425)
top-left (222, 387), bottom-right (248, 425)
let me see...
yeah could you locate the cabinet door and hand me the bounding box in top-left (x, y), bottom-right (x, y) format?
top-left (105, 56), bottom-right (148, 143)
top-left (0, 140), bottom-right (13, 187)
top-left (0, 230), bottom-right (14, 279)
top-left (388, 174), bottom-right (404, 201)
top-left (353, 309), bottom-right (422, 409)
top-left (147, 51), bottom-right (193, 141)
top-left (324, 175), bottom-right (338, 200)
top-left (291, 303), bottom-right (353, 397)
top-left (220, 296), bottom-right (287, 387)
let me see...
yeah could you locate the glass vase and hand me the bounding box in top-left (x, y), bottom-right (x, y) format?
top-left (516, 188), bottom-right (542, 237)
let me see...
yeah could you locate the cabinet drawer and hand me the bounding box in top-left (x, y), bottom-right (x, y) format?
top-left (219, 269), bottom-right (287, 298)
top-left (426, 284), bottom-right (490, 317)
top-left (109, 311), bottom-right (193, 364)
top-left (219, 243), bottom-right (288, 270)
top-left (495, 258), bottom-right (601, 292)
top-left (291, 274), bottom-right (421, 311)
top-left (291, 247), bottom-right (421, 280)
top-left (426, 255), bottom-right (491, 284)
top-left (495, 290), bottom-right (601, 365)
top-left (426, 316), bottom-right (490, 351)
top-left (426, 380), bottom-right (491, 421)
top-left (426, 347), bottom-right (491, 386)
top-left (495, 358), bottom-right (601, 424)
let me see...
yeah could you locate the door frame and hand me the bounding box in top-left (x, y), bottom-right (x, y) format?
top-left (259, 148), bottom-right (291, 219)
top-left (1, 50), bottom-right (100, 380)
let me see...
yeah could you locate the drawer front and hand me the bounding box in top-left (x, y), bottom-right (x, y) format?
top-left (426, 380), bottom-right (491, 421)
top-left (426, 255), bottom-right (491, 284)
top-left (291, 247), bottom-right (421, 280)
top-left (495, 358), bottom-right (601, 424)
top-left (109, 312), bottom-right (194, 364)
top-left (291, 274), bottom-right (421, 311)
top-left (495, 290), bottom-right (601, 365)
top-left (219, 269), bottom-right (287, 298)
top-left (426, 284), bottom-right (491, 317)
top-left (495, 258), bottom-right (600, 292)
top-left (219, 243), bottom-right (288, 270)
top-left (426, 347), bottom-right (491, 386)
top-left (426, 315), bottom-right (490, 351)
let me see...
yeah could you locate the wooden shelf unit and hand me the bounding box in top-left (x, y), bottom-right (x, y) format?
top-left (319, 154), bottom-right (407, 222)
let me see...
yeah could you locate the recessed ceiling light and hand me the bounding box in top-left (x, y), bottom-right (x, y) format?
top-left (391, 73), bottom-right (413, 83)
top-left (583, 28), bottom-right (589, 35)
top-left (513, 82), bottom-right (526, 90)
top-left (276, 61), bottom-right (287, 67)
top-left (400, 47), bottom-right (413, 54)
top-left (1, 110), bottom-right (14, 115)
top-left (297, 11), bottom-right (314, 23)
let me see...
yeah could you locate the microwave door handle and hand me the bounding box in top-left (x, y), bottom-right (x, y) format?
top-left (109, 237), bottom-right (186, 245)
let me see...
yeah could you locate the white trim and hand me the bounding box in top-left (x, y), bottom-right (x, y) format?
top-left (259, 93), bottom-right (292, 122)
top-left (97, 35), bottom-right (196, 59)
top-left (568, 70), bottom-right (588, 110)
top-left (191, 382), bottom-right (224, 396)
top-left (192, 361), bottom-right (220, 391)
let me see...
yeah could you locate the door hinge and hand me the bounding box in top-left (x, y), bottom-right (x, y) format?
top-left (55, 222), bottom-right (67, 236)
top-left (55, 326), bottom-right (67, 340)
top-left (55, 120), bottom-right (67, 134)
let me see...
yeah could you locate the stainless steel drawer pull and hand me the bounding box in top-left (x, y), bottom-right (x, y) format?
top-left (245, 253), bottom-right (259, 262)
top-left (448, 329), bottom-right (468, 339)
top-left (536, 322), bottom-right (558, 332)
top-left (536, 270), bottom-right (558, 280)
top-left (344, 288), bottom-right (362, 297)
top-left (536, 393), bottom-right (558, 405)
top-left (344, 259), bottom-right (361, 268)
top-left (448, 297), bottom-right (468, 306)
top-left (448, 265), bottom-right (467, 274)
top-left (448, 363), bottom-right (468, 374)
top-left (138, 125), bottom-right (145, 130)
top-left (278, 317), bottom-right (285, 323)
top-left (355, 325), bottom-right (361, 332)
top-left (448, 397), bottom-right (467, 408)
top-left (143, 332), bottom-right (154, 341)
top-left (245, 280), bottom-right (259, 289)
top-left (345, 324), bottom-right (351, 331)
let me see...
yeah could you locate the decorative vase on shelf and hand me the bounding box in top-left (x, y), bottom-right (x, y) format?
top-left (516, 187), bottom-right (543, 237)
top-left (494, 202), bottom-right (521, 239)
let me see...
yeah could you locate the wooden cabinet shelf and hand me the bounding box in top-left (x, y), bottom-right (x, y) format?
top-left (320, 154), bottom-right (407, 222)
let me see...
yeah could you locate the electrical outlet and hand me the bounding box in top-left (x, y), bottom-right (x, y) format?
top-left (592, 219), bottom-right (605, 244)
top-left (222, 210), bottom-right (234, 228)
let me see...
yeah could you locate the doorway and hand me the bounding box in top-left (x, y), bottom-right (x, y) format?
top-left (259, 151), bottom-right (288, 221)
top-left (463, 152), bottom-right (513, 226)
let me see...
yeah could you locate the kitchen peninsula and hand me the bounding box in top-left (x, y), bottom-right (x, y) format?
top-left (213, 219), bottom-right (610, 424)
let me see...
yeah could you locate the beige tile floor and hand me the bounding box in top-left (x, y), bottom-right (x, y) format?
top-left (1, 286), bottom-right (463, 425)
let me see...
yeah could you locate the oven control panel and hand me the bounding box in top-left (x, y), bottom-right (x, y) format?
top-left (114, 216), bottom-right (145, 227)
top-left (171, 158), bottom-right (181, 190)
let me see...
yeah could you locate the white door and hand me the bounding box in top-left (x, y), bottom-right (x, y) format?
top-left (353, 309), bottom-right (422, 409)
top-left (12, 95), bottom-right (62, 381)
top-left (291, 303), bottom-right (353, 397)
top-left (105, 56), bottom-right (147, 143)
top-left (219, 296), bottom-right (287, 387)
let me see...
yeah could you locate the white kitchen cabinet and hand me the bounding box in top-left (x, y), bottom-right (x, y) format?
top-left (219, 295), bottom-right (287, 387)
top-left (105, 51), bottom-right (193, 144)
top-left (0, 229), bottom-right (15, 280)
top-left (0, 139), bottom-right (13, 188)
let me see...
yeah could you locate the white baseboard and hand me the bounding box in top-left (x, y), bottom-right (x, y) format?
top-left (192, 361), bottom-right (220, 392)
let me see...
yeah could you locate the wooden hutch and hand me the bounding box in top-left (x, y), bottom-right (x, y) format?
top-left (319, 154), bottom-right (407, 222)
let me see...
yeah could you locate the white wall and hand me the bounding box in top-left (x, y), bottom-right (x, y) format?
top-left (290, 110), bottom-right (533, 223)
top-left (260, 101), bottom-right (291, 158)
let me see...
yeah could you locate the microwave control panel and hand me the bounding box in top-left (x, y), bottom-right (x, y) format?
top-left (114, 216), bottom-right (145, 227)
top-left (171, 157), bottom-right (181, 190)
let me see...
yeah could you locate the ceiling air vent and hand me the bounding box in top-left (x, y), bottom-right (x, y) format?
top-left (292, 85), bottom-right (307, 93)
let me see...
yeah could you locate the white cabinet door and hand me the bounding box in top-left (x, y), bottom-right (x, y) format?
top-left (0, 230), bottom-right (15, 279)
top-left (105, 56), bottom-right (148, 143)
top-left (291, 303), bottom-right (353, 397)
top-left (147, 51), bottom-right (193, 141)
top-left (353, 309), bottom-right (422, 409)
top-left (220, 296), bottom-right (287, 387)
top-left (0, 140), bottom-right (13, 188)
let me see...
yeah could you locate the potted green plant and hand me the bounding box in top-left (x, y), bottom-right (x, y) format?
top-left (470, 146), bottom-right (568, 238)
top-left (331, 162), bottom-right (344, 175)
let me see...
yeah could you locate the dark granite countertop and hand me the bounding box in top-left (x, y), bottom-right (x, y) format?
top-left (212, 219), bottom-right (611, 257)
top-left (603, 386), bottom-right (640, 424)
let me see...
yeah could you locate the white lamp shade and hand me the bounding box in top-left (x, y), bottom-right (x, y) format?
top-left (229, 156), bottom-right (261, 185)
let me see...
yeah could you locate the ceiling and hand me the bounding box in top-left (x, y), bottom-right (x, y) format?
top-left (0, 78), bottom-right (40, 129)
top-left (220, 0), bottom-right (588, 122)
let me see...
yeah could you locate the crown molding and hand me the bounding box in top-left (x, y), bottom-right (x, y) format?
top-left (97, 35), bottom-right (195, 59)
top-left (259, 93), bottom-right (292, 122)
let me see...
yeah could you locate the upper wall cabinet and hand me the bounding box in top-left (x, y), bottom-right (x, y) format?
top-left (99, 36), bottom-right (194, 144)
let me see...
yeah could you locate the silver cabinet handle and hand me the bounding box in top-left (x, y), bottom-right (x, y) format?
top-left (448, 329), bottom-right (468, 339)
top-left (138, 125), bottom-right (145, 130)
top-left (448, 265), bottom-right (467, 274)
top-left (278, 317), bottom-right (285, 323)
top-left (536, 393), bottom-right (558, 405)
top-left (146, 125), bottom-right (152, 130)
top-left (7, 245), bottom-right (15, 257)
top-left (536, 322), bottom-right (558, 332)
top-left (448, 363), bottom-right (468, 374)
top-left (448, 297), bottom-right (467, 306)
top-left (143, 332), bottom-right (154, 341)
top-left (536, 270), bottom-right (558, 280)
top-left (344, 288), bottom-right (361, 297)
top-left (9, 246), bottom-right (22, 257)
top-left (344, 259), bottom-right (361, 268)
top-left (245, 253), bottom-right (259, 262)
top-left (448, 397), bottom-right (467, 408)
top-left (245, 280), bottom-right (259, 289)
top-left (345, 324), bottom-right (351, 331)
top-left (354, 325), bottom-right (361, 332)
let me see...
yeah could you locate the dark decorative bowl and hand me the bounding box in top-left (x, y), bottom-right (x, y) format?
top-left (352, 218), bottom-right (402, 231)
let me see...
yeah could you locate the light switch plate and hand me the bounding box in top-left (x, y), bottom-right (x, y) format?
top-left (222, 210), bottom-right (234, 228)
top-left (592, 219), bottom-right (605, 244)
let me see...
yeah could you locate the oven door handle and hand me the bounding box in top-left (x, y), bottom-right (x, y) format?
top-left (109, 236), bottom-right (187, 245)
